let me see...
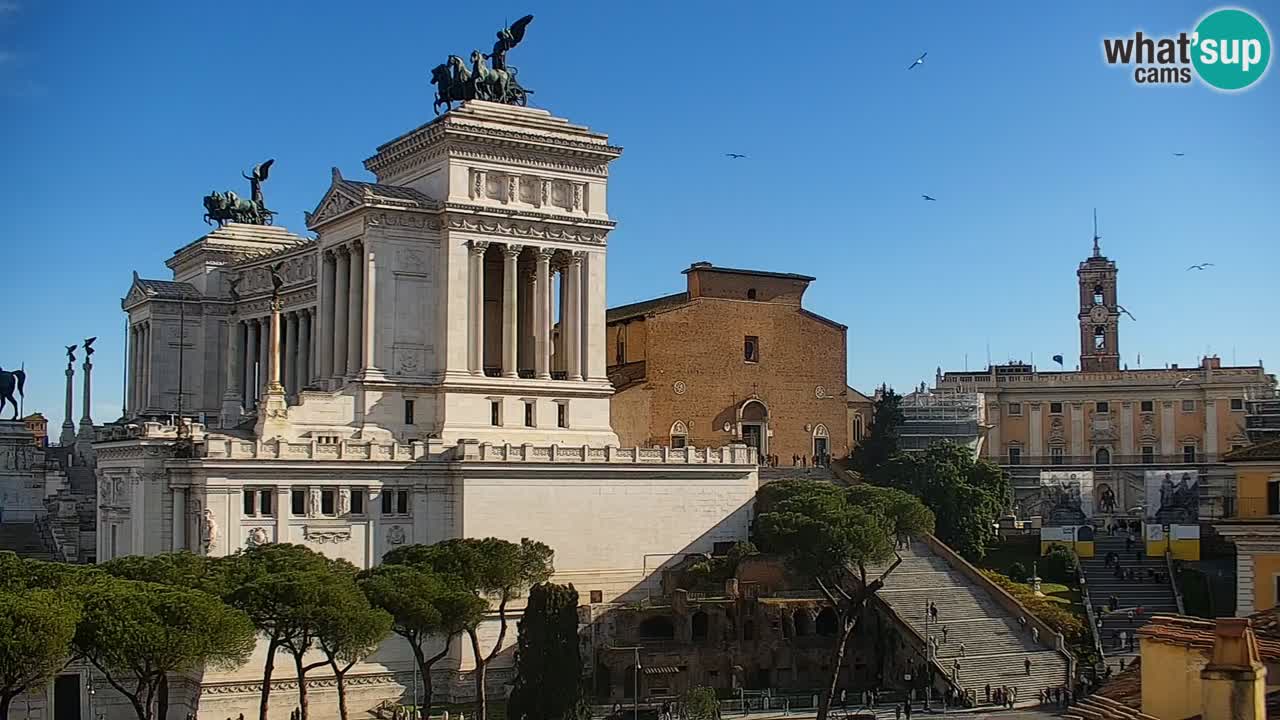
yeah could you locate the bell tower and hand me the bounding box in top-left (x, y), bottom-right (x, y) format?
top-left (1077, 210), bottom-right (1119, 372)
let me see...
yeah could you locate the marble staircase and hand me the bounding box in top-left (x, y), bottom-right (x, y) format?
top-left (1079, 532), bottom-right (1179, 674)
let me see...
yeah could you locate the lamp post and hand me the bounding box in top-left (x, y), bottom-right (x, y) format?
top-left (609, 645), bottom-right (642, 720)
top-left (88, 677), bottom-right (96, 720)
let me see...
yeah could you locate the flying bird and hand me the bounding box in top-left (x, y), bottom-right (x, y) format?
top-left (1186, 263), bottom-right (1215, 271)
top-left (907, 51), bottom-right (928, 70)
top-left (724, 153), bottom-right (747, 159)
top-left (1173, 152), bottom-right (1186, 157)
top-left (1174, 377), bottom-right (1196, 388)
top-left (921, 194), bottom-right (937, 201)
top-left (1117, 305), bottom-right (1137, 321)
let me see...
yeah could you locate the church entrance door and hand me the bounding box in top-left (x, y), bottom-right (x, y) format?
top-left (743, 424), bottom-right (765, 459)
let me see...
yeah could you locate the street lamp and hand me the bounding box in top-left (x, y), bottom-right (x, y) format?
top-left (87, 677), bottom-right (96, 720)
top-left (609, 645), bottom-right (642, 720)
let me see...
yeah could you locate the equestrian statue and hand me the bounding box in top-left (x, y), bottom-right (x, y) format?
top-left (203, 159), bottom-right (276, 227)
top-left (432, 15), bottom-right (534, 114)
top-left (0, 366), bottom-right (26, 420)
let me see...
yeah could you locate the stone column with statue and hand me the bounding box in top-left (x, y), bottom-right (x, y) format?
top-left (76, 336), bottom-right (97, 460)
top-left (60, 344), bottom-right (77, 447)
top-left (254, 262), bottom-right (291, 439)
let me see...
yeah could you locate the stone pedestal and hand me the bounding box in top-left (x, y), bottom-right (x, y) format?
top-left (254, 300), bottom-right (290, 439)
top-left (0, 420), bottom-right (44, 523)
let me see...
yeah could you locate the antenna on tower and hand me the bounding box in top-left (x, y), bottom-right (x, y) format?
top-left (1092, 208), bottom-right (1102, 257)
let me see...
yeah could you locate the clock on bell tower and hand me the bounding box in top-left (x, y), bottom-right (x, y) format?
top-left (1077, 211), bottom-right (1119, 372)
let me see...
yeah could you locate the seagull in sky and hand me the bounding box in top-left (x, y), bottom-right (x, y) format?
top-left (1174, 377), bottom-right (1196, 388)
top-left (1186, 263), bottom-right (1215, 271)
top-left (725, 153), bottom-right (747, 159)
top-left (1117, 305), bottom-right (1137, 321)
top-left (908, 51), bottom-right (928, 70)
top-left (1173, 152), bottom-right (1186, 157)
top-left (921, 194), bottom-right (937, 201)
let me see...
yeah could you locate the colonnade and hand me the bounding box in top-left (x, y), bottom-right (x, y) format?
top-left (318, 240), bottom-right (373, 382)
top-left (127, 321), bottom-right (152, 413)
top-left (227, 308), bottom-right (316, 411)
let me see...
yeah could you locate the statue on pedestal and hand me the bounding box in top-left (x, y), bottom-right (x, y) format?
top-left (203, 159), bottom-right (277, 227)
top-left (201, 509), bottom-right (219, 552)
top-left (431, 15), bottom-right (534, 113)
top-left (0, 366), bottom-right (25, 420)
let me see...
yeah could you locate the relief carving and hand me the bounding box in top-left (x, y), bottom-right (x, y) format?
top-left (387, 525), bottom-right (407, 546)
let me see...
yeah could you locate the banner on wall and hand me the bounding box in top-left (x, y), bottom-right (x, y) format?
top-left (1040, 471), bottom-right (1094, 524)
top-left (1144, 470), bottom-right (1200, 524)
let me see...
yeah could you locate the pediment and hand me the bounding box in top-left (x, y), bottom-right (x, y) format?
top-left (305, 175), bottom-right (362, 230)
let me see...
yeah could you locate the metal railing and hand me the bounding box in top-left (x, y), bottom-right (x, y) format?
top-left (998, 453), bottom-right (1227, 467)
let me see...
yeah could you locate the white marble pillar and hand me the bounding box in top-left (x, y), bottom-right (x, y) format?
top-left (222, 319), bottom-right (243, 418)
top-left (172, 486), bottom-right (186, 552)
top-left (268, 302), bottom-right (283, 390)
top-left (320, 252), bottom-right (336, 380)
top-left (285, 311), bottom-right (299, 395)
top-left (362, 248), bottom-right (377, 371)
top-left (333, 248), bottom-right (350, 378)
top-left (566, 252), bottom-right (583, 381)
top-left (243, 320), bottom-right (259, 408)
top-left (298, 310), bottom-right (311, 389)
top-left (535, 248), bottom-right (553, 379)
top-left (468, 241), bottom-right (488, 375)
top-left (258, 317), bottom-right (270, 396)
top-left (502, 244), bottom-right (521, 377)
top-left (141, 323), bottom-right (151, 412)
top-left (129, 326), bottom-right (139, 413)
top-left (556, 264), bottom-right (567, 374)
top-left (519, 266), bottom-right (535, 372)
top-left (346, 242), bottom-right (363, 376)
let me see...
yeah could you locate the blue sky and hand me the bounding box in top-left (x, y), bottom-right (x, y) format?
top-left (1, 1), bottom-right (1276, 423)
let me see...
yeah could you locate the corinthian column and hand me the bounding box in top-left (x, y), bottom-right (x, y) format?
top-left (502, 244), bottom-right (522, 378)
top-left (468, 241), bottom-right (488, 375)
top-left (285, 311), bottom-right (299, 395)
top-left (535, 248), bottom-right (553, 379)
top-left (333, 247), bottom-right (350, 378)
top-left (346, 241), bottom-right (363, 377)
top-left (566, 252), bottom-right (583, 381)
top-left (243, 319), bottom-right (258, 409)
top-left (320, 252), bottom-right (336, 380)
top-left (298, 309), bottom-right (311, 389)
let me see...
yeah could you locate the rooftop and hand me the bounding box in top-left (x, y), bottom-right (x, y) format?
top-left (681, 261), bottom-right (815, 282)
top-left (132, 277), bottom-right (203, 301)
top-left (605, 292), bottom-right (689, 324)
top-left (1223, 437), bottom-right (1280, 463)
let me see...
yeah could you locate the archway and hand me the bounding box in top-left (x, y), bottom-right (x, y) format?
top-left (815, 607), bottom-right (838, 637)
top-left (1095, 447), bottom-right (1111, 465)
top-left (739, 399), bottom-right (769, 459)
top-left (812, 424), bottom-right (830, 462)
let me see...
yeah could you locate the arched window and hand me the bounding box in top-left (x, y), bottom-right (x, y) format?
top-left (670, 421), bottom-right (689, 449)
top-left (691, 611), bottom-right (709, 642)
top-left (1094, 326), bottom-right (1106, 350)
top-left (793, 609), bottom-right (811, 637)
top-left (815, 607), bottom-right (838, 637)
top-left (1093, 284), bottom-right (1104, 305)
top-left (638, 616), bottom-right (675, 640)
top-left (853, 414), bottom-right (864, 443)
top-left (615, 329), bottom-right (625, 366)
top-left (1095, 447), bottom-right (1111, 465)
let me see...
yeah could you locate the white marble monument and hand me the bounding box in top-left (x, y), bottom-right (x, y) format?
top-left (93, 101), bottom-right (759, 720)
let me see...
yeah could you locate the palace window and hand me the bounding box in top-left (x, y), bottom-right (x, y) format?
top-left (381, 489), bottom-right (410, 516)
top-left (1096, 401), bottom-right (1110, 413)
top-left (1050, 402), bottom-right (1063, 415)
top-left (1182, 399), bottom-right (1196, 412)
top-left (744, 336), bottom-right (759, 363)
top-left (1050, 447), bottom-right (1064, 465)
top-left (1142, 446), bottom-right (1155, 464)
top-left (1141, 400), bottom-right (1154, 413)
top-left (350, 489), bottom-right (365, 515)
top-left (1095, 447), bottom-right (1111, 465)
top-left (243, 489), bottom-right (274, 517)
top-left (404, 399), bottom-right (415, 425)
top-left (1183, 445), bottom-right (1197, 463)
top-left (491, 399), bottom-right (502, 427)
top-left (1008, 447), bottom-right (1022, 465)
top-left (1231, 398), bottom-right (1245, 411)
top-left (556, 401), bottom-right (568, 429)
top-left (524, 401), bottom-right (536, 428)
top-left (1008, 402), bottom-right (1023, 416)
top-left (321, 489), bottom-right (336, 516)
top-left (1094, 326), bottom-right (1106, 350)
top-left (291, 489), bottom-right (306, 516)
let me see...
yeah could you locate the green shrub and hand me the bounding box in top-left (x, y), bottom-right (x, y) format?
top-left (682, 687), bottom-right (720, 720)
top-left (1040, 545), bottom-right (1075, 583)
top-left (1007, 561), bottom-right (1028, 582)
top-left (981, 570), bottom-right (1085, 643)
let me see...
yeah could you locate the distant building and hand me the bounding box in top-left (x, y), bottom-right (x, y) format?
top-left (23, 412), bottom-right (47, 448)
top-left (895, 385), bottom-right (987, 457)
top-left (846, 385), bottom-right (874, 452)
top-left (606, 262), bottom-right (849, 464)
top-left (1216, 438), bottom-right (1280, 615)
top-left (933, 239), bottom-right (1273, 519)
top-left (1243, 385), bottom-right (1280, 445)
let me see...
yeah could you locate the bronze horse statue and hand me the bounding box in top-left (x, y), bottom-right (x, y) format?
top-left (0, 367), bottom-right (26, 420)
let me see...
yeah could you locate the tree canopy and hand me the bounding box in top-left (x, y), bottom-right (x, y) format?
top-left (849, 388), bottom-right (903, 478)
top-left (881, 442), bottom-right (1010, 559)
top-left (359, 565), bottom-right (487, 719)
top-left (506, 583), bottom-right (587, 720)
top-left (0, 588), bottom-right (80, 720)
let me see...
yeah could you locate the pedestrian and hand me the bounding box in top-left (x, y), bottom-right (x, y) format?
top-left (930, 601), bottom-right (938, 621)
top-left (942, 624), bottom-right (949, 643)
top-left (904, 700), bottom-right (912, 720)
top-left (952, 658), bottom-right (961, 682)
top-left (984, 683), bottom-right (991, 704)
top-left (1024, 656), bottom-right (1032, 675)
top-left (894, 704), bottom-right (902, 720)
top-left (1119, 657), bottom-right (1126, 671)
top-left (959, 641), bottom-right (966, 657)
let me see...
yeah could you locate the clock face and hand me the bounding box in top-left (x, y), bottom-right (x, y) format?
top-left (1089, 305), bottom-right (1109, 322)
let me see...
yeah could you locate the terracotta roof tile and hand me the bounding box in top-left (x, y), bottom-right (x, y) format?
top-left (1095, 659), bottom-right (1141, 708)
top-left (1137, 615), bottom-right (1280, 661)
top-left (1224, 437), bottom-right (1280, 462)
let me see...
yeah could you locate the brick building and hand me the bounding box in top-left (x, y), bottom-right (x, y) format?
top-left (606, 262), bottom-right (849, 463)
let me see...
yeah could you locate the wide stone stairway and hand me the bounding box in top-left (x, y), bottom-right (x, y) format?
top-left (1079, 530), bottom-right (1179, 674)
top-left (0, 521), bottom-right (54, 560)
top-left (870, 541), bottom-right (1072, 705)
